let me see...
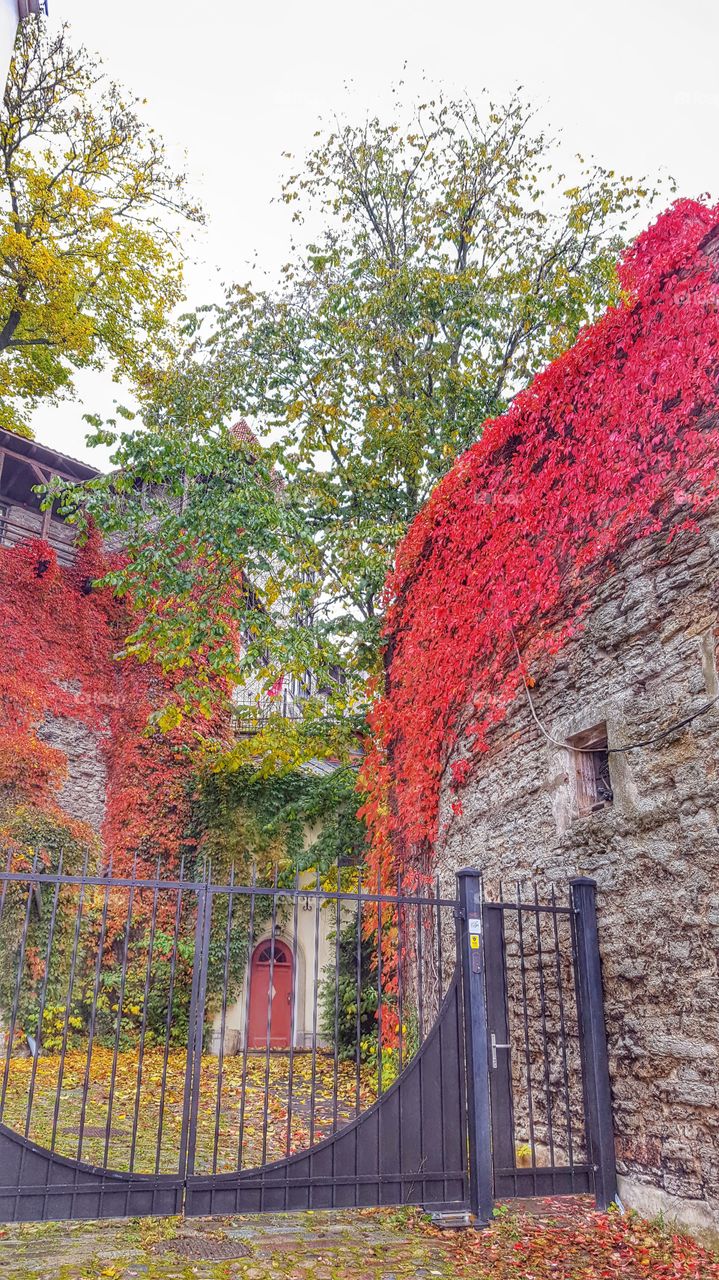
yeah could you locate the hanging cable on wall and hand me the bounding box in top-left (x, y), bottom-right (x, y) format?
top-left (508, 626), bottom-right (719, 755)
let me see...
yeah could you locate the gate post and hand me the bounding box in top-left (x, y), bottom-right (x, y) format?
top-left (570, 877), bottom-right (618, 1211)
top-left (456, 868), bottom-right (494, 1226)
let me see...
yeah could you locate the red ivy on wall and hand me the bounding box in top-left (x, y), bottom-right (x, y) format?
top-left (0, 527), bottom-right (222, 881)
top-left (360, 200), bottom-right (719, 883)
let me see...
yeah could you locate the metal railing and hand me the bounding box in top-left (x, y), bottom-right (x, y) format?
top-left (0, 856), bottom-right (616, 1225)
top-left (0, 856), bottom-right (465, 1220)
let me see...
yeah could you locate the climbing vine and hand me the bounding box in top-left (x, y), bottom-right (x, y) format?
top-left (0, 530), bottom-right (233, 1042)
top-left (194, 762), bottom-right (365, 883)
top-left (361, 200), bottom-right (719, 881)
top-left (0, 529), bottom-right (223, 886)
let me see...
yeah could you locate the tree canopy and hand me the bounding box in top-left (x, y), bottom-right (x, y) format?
top-left (0, 18), bottom-right (201, 434)
top-left (55, 90), bottom-right (659, 762)
top-left (205, 92), bottom-right (654, 682)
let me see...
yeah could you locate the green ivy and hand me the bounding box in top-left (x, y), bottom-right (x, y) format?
top-left (192, 762), bottom-right (365, 884)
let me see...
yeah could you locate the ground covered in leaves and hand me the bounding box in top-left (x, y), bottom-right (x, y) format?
top-left (2, 1049), bottom-right (375, 1172)
top-left (0, 1200), bottom-right (717, 1280)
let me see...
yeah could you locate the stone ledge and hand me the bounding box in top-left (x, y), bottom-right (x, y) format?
top-left (617, 1174), bottom-right (719, 1248)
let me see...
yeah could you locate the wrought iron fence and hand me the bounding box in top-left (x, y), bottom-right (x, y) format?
top-left (0, 855), bottom-right (466, 1219)
top-left (0, 856), bottom-right (615, 1224)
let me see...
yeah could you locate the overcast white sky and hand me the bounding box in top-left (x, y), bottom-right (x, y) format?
top-left (36, 0), bottom-right (719, 468)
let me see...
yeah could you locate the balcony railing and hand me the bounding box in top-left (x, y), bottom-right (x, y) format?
top-left (231, 681), bottom-right (309, 735)
top-left (0, 509), bottom-right (78, 567)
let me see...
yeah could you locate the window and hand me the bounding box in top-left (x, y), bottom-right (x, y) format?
top-left (256, 942), bottom-right (290, 965)
top-left (569, 724), bottom-right (613, 816)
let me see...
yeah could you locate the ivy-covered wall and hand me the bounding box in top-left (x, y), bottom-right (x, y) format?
top-left (370, 200), bottom-right (719, 1239)
top-left (0, 529), bottom-right (215, 881)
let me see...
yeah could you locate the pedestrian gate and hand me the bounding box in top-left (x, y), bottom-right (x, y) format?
top-left (0, 860), bottom-right (616, 1223)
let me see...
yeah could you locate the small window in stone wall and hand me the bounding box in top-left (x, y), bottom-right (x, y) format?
top-left (569, 724), bottom-right (613, 816)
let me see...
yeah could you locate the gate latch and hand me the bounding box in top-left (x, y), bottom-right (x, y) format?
top-left (490, 1032), bottom-right (510, 1069)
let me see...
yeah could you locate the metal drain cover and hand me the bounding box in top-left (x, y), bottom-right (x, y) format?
top-left (153, 1235), bottom-right (252, 1261)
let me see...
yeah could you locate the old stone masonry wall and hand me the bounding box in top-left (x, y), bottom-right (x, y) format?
top-left (436, 510), bottom-right (719, 1239)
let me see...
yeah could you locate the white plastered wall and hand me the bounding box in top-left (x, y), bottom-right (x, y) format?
top-left (210, 860), bottom-right (337, 1055)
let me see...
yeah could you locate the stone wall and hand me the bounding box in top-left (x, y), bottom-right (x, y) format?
top-left (436, 510), bottom-right (719, 1239)
top-left (38, 710), bottom-right (108, 835)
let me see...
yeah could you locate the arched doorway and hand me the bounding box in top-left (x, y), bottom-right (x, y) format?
top-left (247, 939), bottom-right (294, 1049)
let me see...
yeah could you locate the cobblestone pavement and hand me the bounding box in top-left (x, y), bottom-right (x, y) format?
top-left (0, 1208), bottom-right (459, 1279)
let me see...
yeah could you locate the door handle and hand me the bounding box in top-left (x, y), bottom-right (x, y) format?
top-left (490, 1032), bottom-right (510, 1069)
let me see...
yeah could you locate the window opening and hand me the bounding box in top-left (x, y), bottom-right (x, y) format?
top-left (569, 724), bottom-right (613, 816)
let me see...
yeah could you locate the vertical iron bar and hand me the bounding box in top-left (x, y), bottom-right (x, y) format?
top-left (376, 871), bottom-right (383, 1096)
top-left (456, 868), bottom-right (493, 1227)
top-left (185, 879), bottom-right (213, 1178)
top-left (0, 844), bottom-right (14, 933)
top-left (353, 872), bottom-right (363, 1207)
top-left (237, 866), bottom-right (257, 1171)
top-left (516, 882), bottom-right (538, 1193)
top-left (396, 873), bottom-right (404, 1074)
top-left (260, 865), bottom-right (279, 1170)
top-left (570, 878), bottom-right (617, 1211)
top-left (155, 861), bottom-right (185, 1175)
top-left (0, 854), bottom-right (40, 1120)
top-left (533, 885), bottom-right (556, 1174)
top-left (212, 868), bottom-right (235, 1174)
top-left (128, 873), bottom-right (161, 1172)
top-left (285, 871), bottom-right (300, 1161)
top-left (102, 874), bottom-right (136, 1169)
top-left (332, 882), bottom-right (341, 1135)
top-left (13, 860), bottom-right (63, 1225)
top-left (76, 875), bottom-right (112, 1164)
top-left (178, 875), bottom-right (208, 1179)
top-left (550, 884), bottom-right (576, 1183)
top-left (435, 876), bottom-right (447, 1204)
top-left (354, 871), bottom-right (362, 1121)
top-left (415, 894), bottom-right (425, 1049)
top-left (308, 869), bottom-right (321, 1155)
top-left (435, 874), bottom-right (444, 1004)
top-left (50, 855), bottom-right (89, 1153)
top-left (23, 863), bottom-right (62, 1139)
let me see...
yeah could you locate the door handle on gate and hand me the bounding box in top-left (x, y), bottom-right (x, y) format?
top-left (490, 1032), bottom-right (510, 1069)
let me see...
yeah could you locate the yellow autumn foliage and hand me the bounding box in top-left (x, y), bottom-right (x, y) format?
top-left (0, 19), bottom-right (201, 434)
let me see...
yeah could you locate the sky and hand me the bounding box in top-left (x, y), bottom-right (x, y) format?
top-left (35, 0), bottom-right (719, 469)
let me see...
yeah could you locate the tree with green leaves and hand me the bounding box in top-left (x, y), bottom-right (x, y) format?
top-left (48, 414), bottom-right (336, 742)
top-left (0, 18), bottom-right (200, 434)
top-left (56, 90), bottom-right (658, 763)
top-left (203, 91), bottom-right (655, 693)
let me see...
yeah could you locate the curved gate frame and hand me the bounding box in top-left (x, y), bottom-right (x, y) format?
top-left (0, 864), bottom-right (615, 1224)
top-left (0, 866), bottom-right (471, 1223)
top-left (185, 974), bottom-right (468, 1216)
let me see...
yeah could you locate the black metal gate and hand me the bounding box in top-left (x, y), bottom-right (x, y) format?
top-left (458, 870), bottom-right (617, 1223)
top-left (0, 859), bottom-right (615, 1224)
top-left (0, 861), bottom-right (468, 1222)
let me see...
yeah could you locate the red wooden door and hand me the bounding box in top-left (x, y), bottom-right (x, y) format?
top-left (248, 939), bottom-right (294, 1049)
